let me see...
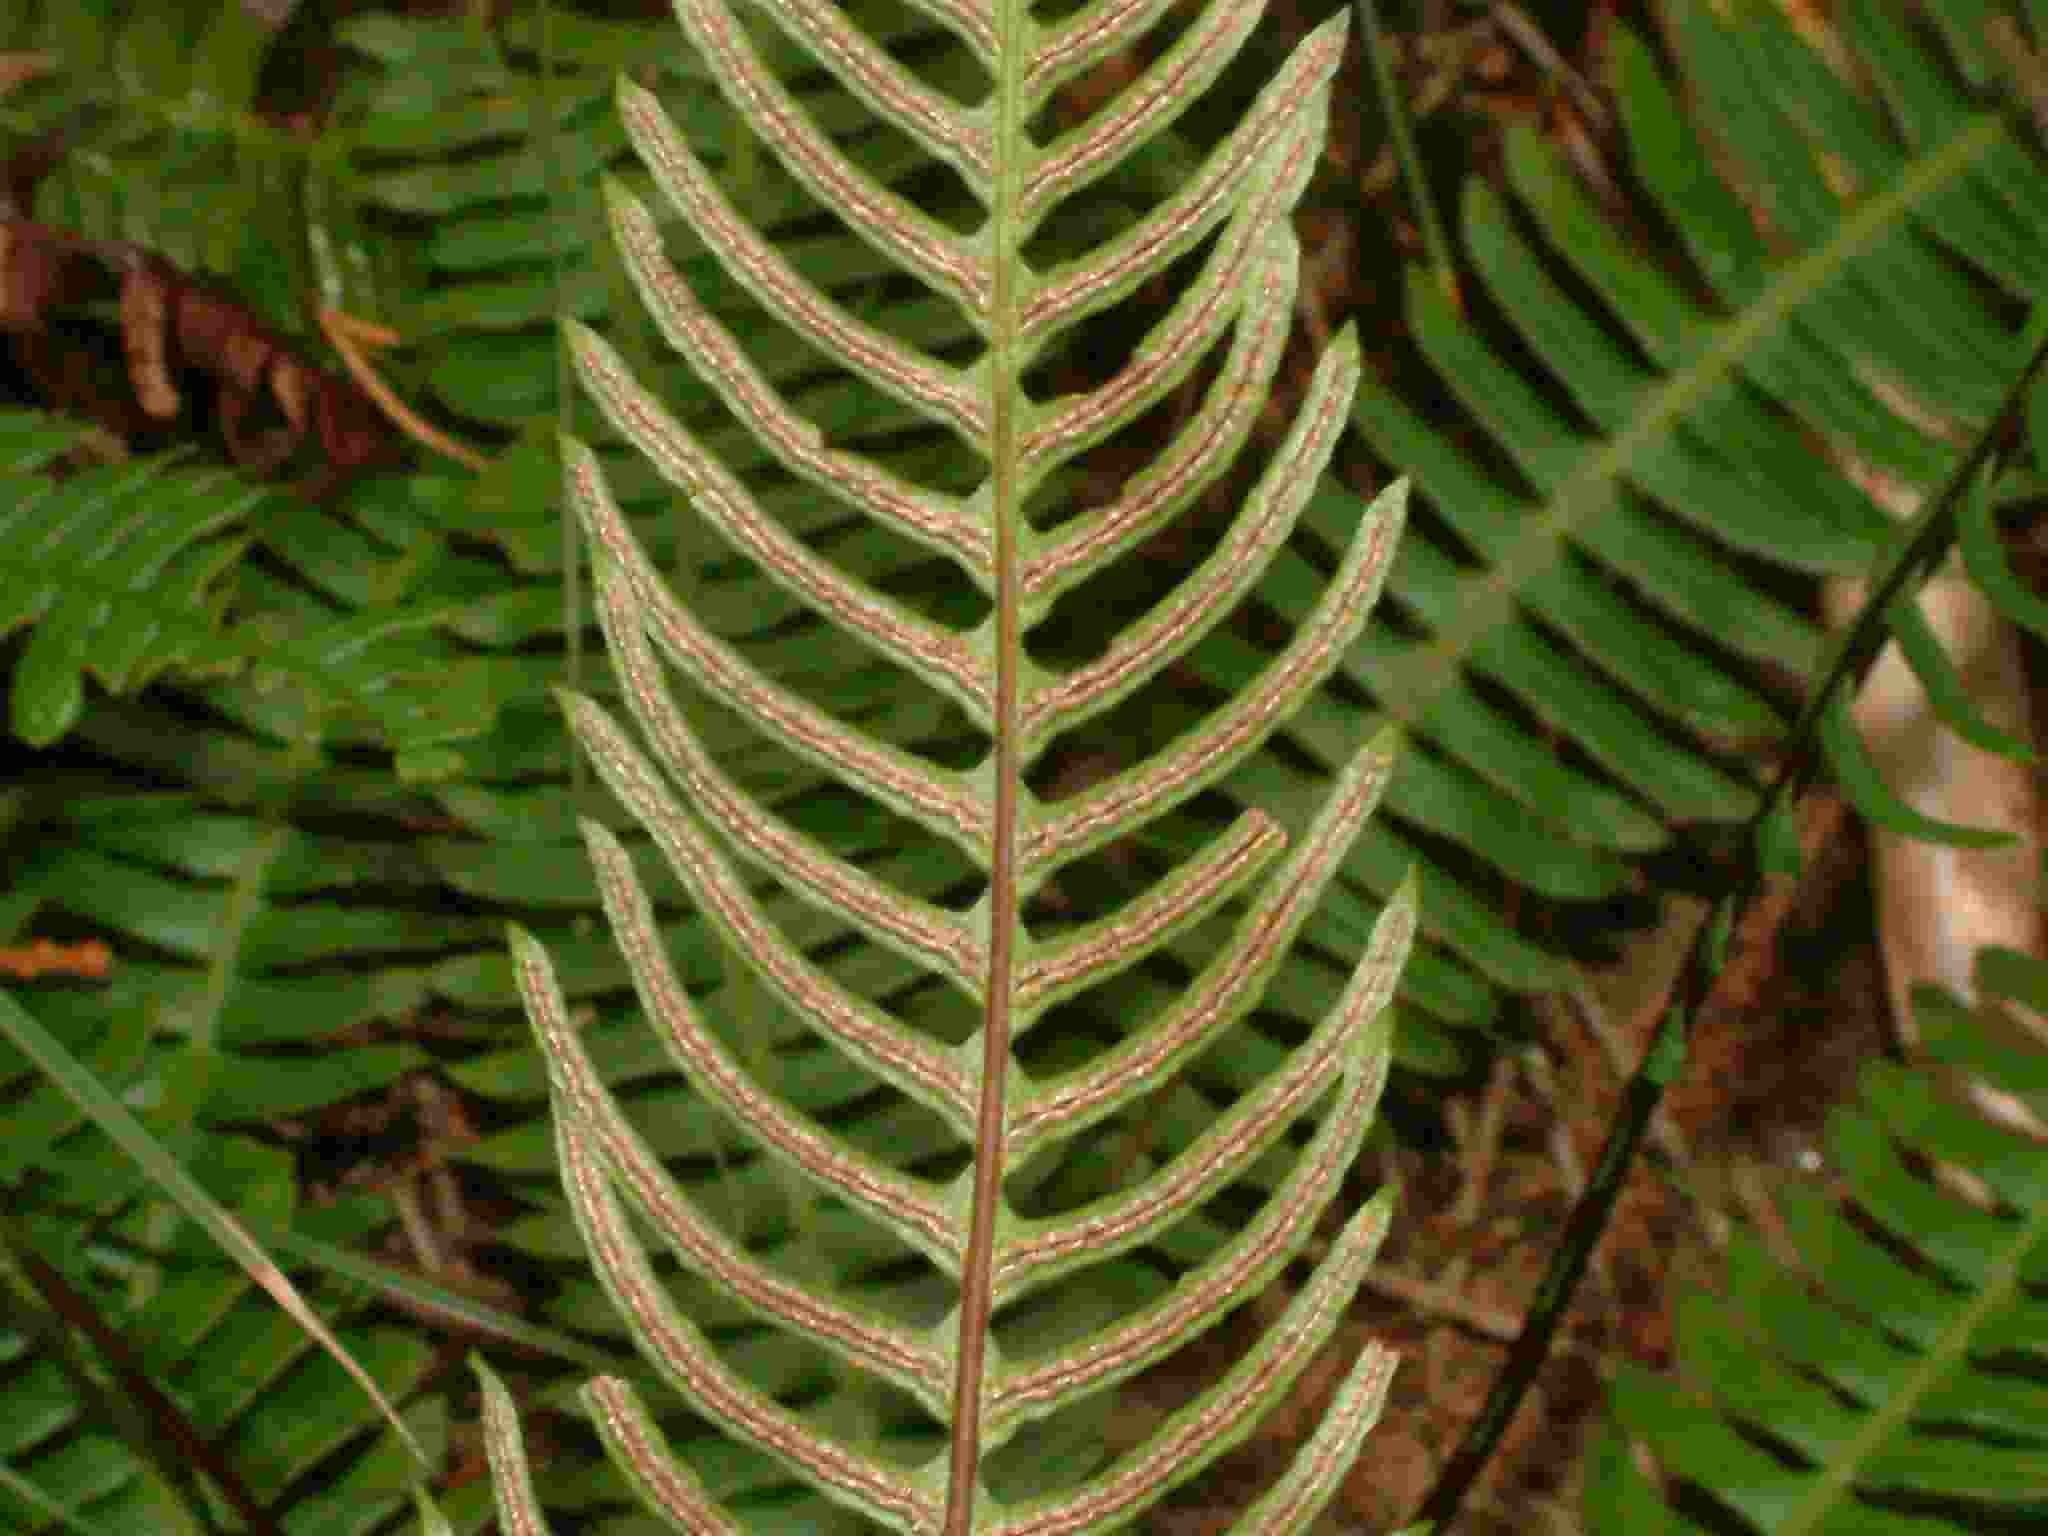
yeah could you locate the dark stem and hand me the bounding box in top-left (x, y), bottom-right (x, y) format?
top-left (1411, 947), bottom-right (1692, 1532)
top-left (4, 1216), bottom-right (289, 1536)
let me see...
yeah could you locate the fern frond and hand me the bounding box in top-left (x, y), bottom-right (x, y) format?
top-left (0, 414), bottom-right (262, 744)
top-left (493, 0), bottom-right (1414, 1523)
top-left (0, 411), bottom-right (541, 1535)
top-left (0, 985), bottom-right (439, 1536)
top-left (1279, 0), bottom-right (2048, 1019)
top-left (1588, 949), bottom-right (2048, 1535)
top-left (0, 412), bottom-right (512, 755)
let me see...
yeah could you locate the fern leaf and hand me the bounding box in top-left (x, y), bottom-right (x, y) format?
top-left (1274, 0), bottom-right (2048, 1020)
top-left (493, 0), bottom-right (1413, 1525)
top-left (0, 985), bottom-right (440, 1536)
top-left (0, 410), bottom-right (515, 757)
top-left (0, 415), bottom-right (268, 744)
top-left (1588, 955), bottom-right (2048, 1535)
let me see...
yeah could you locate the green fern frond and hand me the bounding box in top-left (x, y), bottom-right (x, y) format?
top-left (1291, 0), bottom-right (2048, 1012)
top-left (0, 413), bottom-right (264, 745)
top-left (0, 410), bottom-right (513, 757)
top-left (0, 417), bottom-right (533, 1535)
top-left (0, 1003), bottom-right (440, 1536)
top-left (1587, 948), bottom-right (2048, 1535)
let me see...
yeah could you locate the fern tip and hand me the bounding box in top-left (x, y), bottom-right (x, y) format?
top-left (1306, 4), bottom-right (1353, 54)
top-left (611, 68), bottom-right (659, 117)
top-left (596, 169), bottom-right (652, 231)
top-left (559, 314), bottom-right (603, 353)
top-left (546, 682), bottom-right (594, 720)
top-left (1323, 315), bottom-right (1365, 363)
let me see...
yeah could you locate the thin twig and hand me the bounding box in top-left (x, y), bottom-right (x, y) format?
top-left (1355, 0), bottom-right (1456, 299)
top-left (1489, 2), bottom-right (1607, 129)
top-left (319, 307), bottom-right (490, 472)
top-left (1562, 985), bottom-right (1692, 1167)
top-left (1353, 1263), bottom-right (1520, 1343)
top-left (1455, 1052), bottom-right (1515, 1229)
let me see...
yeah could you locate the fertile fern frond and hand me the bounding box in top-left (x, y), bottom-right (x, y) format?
top-left (1587, 947), bottom-right (2048, 1535)
top-left (339, 0), bottom-right (1467, 1107)
top-left (488, 0), bottom-right (1413, 1526)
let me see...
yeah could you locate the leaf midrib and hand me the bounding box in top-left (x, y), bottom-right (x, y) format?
top-left (944, 0), bottom-right (1030, 1524)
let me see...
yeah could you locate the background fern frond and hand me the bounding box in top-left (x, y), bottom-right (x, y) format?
top-left (0, 410), bottom-right (510, 755)
top-left (1587, 947), bottom-right (2048, 1536)
top-left (0, 987), bottom-right (441, 1536)
top-left (1255, 0), bottom-right (2048, 1051)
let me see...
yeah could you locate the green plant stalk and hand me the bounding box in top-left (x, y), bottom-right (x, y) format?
top-left (1785, 310), bottom-right (2048, 778)
top-left (530, 0), bottom-right (587, 770)
top-left (268, 1227), bottom-right (669, 1386)
top-left (943, 16), bottom-right (1029, 1514)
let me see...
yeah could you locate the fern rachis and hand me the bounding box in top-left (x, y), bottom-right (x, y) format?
top-left (483, 0), bottom-right (1412, 1529)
